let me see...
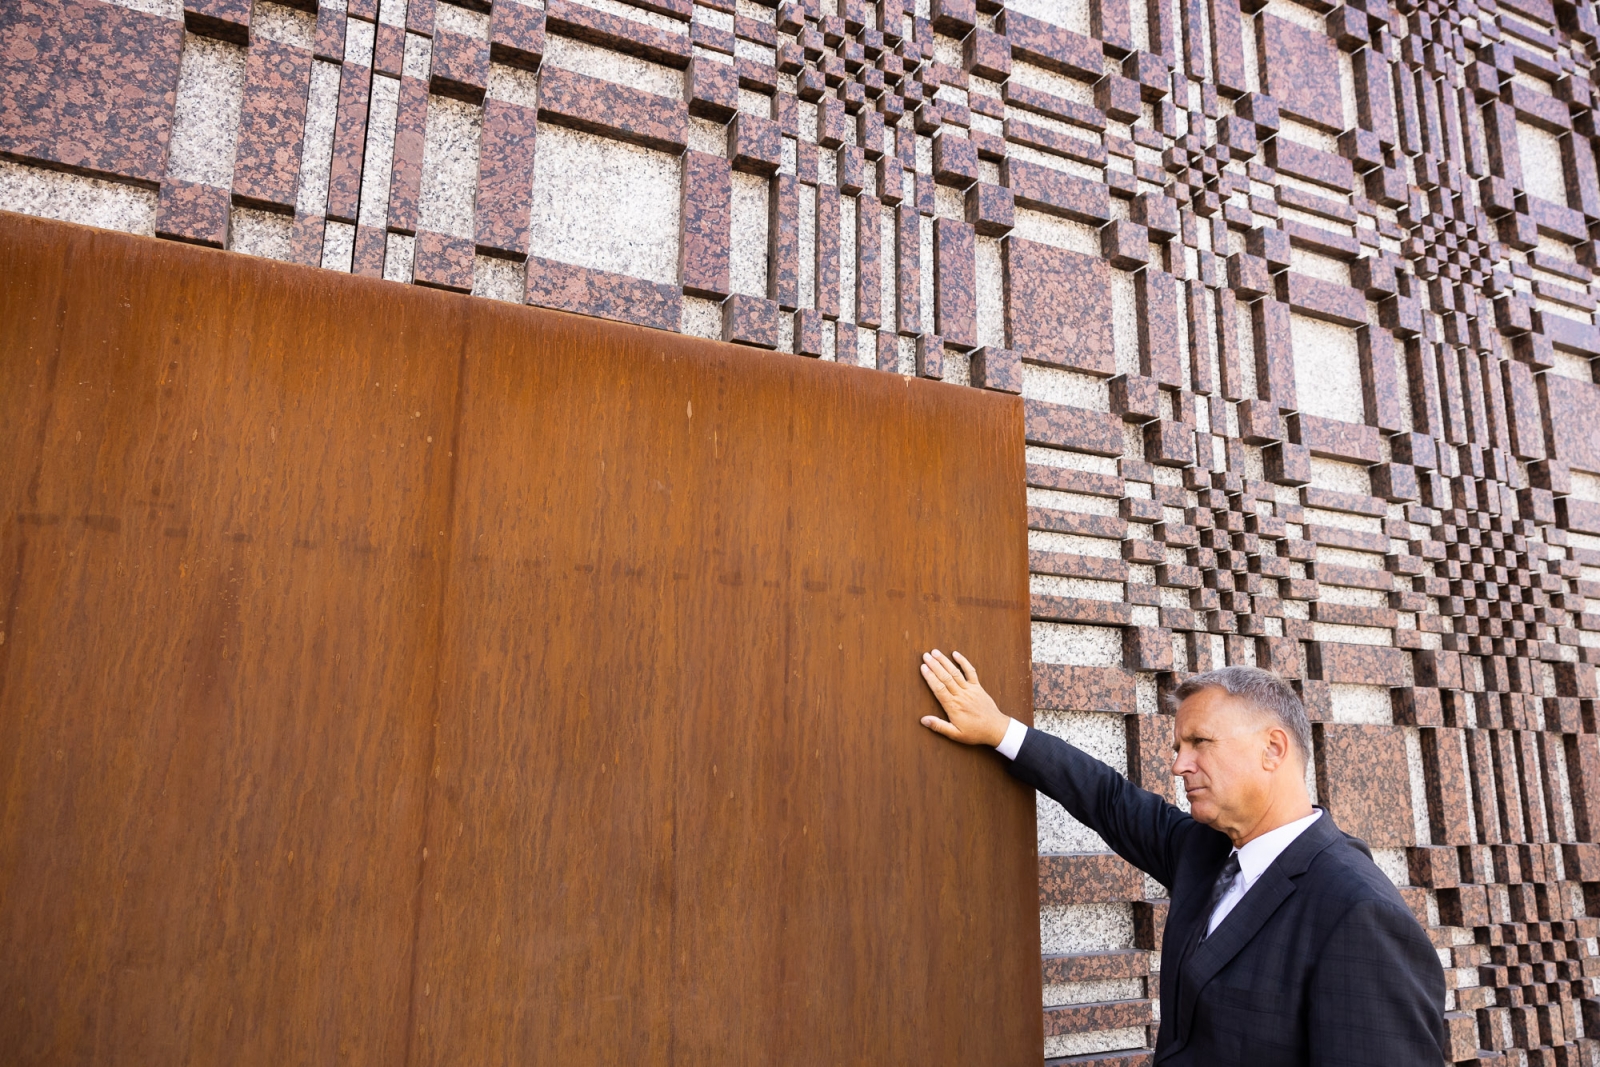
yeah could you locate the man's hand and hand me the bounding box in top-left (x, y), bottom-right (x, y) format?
top-left (919, 649), bottom-right (1009, 747)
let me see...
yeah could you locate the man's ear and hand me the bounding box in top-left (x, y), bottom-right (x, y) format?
top-left (1261, 725), bottom-right (1291, 770)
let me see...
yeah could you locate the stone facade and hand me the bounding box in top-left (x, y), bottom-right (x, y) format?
top-left (4, 0), bottom-right (1600, 1061)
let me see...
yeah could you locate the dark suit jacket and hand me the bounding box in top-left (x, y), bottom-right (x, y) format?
top-left (1009, 726), bottom-right (1446, 1066)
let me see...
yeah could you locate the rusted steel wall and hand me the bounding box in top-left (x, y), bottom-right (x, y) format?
top-left (0, 212), bottom-right (1039, 1065)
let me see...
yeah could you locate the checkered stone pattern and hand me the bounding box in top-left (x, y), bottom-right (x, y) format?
top-left (5, 0), bottom-right (1600, 1061)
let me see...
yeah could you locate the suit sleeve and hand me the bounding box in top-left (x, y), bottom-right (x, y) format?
top-left (1005, 726), bottom-right (1196, 890)
top-left (1307, 898), bottom-right (1448, 1066)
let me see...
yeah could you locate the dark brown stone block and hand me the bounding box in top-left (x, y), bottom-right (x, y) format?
top-left (231, 40), bottom-right (314, 213)
top-left (933, 217), bottom-right (976, 351)
top-left (895, 204), bottom-right (918, 334)
top-left (771, 174), bottom-right (799, 311)
top-left (1307, 642), bottom-right (1409, 686)
top-left (538, 67), bottom-right (689, 153)
top-left (724, 294), bottom-right (780, 349)
top-left (1259, 14), bottom-right (1342, 132)
top-left (544, 0), bottom-right (691, 68)
top-left (352, 223), bottom-right (387, 278)
top-left (972, 347), bottom-right (1021, 393)
top-left (1315, 723), bottom-right (1414, 847)
top-left (386, 76), bottom-right (429, 234)
top-left (474, 99), bottom-right (538, 258)
top-left (1023, 399), bottom-right (1122, 455)
top-left (1039, 852), bottom-right (1143, 905)
top-left (326, 61), bottom-right (372, 224)
top-left (814, 184), bottom-right (839, 318)
top-left (1042, 949), bottom-right (1148, 985)
top-left (729, 112), bottom-right (781, 174)
top-left (183, 0), bottom-right (250, 43)
top-left (1004, 238), bottom-right (1114, 374)
top-left (1030, 595), bottom-right (1135, 625)
top-left (996, 8), bottom-right (1102, 79)
top-left (525, 256), bottom-right (682, 331)
top-left (965, 181), bottom-right (1014, 236)
top-left (0, 0), bottom-right (183, 185)
top-left (856, 194), bottom-right (882, 329)
top-left (431, 30), bottom-right (490, 102)
top-left (490, 1), bottom-right (545, 69)
top-left (687, 55), bottom-right (738, 121)
top-left (155, 179), bottom-right (229, 247)
top-left (1003, 159), bottom-right (1112, 224)
top-left (1033, 664), bottom-right (1135, 713)
top-left (412, 230), bottom-right (472, 291)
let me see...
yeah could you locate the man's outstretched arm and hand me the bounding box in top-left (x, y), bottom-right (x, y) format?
top-left (918, 649), bottom-right (1197, 888)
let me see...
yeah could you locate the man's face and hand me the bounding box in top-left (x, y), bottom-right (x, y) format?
top-left (1170, 687), bottom-right (1278, 834)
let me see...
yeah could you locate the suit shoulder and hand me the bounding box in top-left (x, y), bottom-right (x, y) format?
top-left (1301, 834), bottom-right (1412, 913)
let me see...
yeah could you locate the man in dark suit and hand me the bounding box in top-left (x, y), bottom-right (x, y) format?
top-left (917, 650), bottom-right (1446, 1066)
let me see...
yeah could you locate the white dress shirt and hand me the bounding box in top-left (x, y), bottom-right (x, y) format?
top-left (993, 718), bottom-right (1323, 936)
top-left (1205, 808), bottom-right (1322, 935)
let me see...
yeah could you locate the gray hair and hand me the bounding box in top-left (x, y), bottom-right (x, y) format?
top-left (1164, 666), bottom-right (1312, 764)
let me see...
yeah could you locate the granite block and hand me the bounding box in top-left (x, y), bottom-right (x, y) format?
top-left (231, 40), bottom-right (314, 212)
top-left (894, 204), bottom-right (918, 335)
top-left (933, 217), bottom-right (976, 350)
top-left (1541, 374), bottom-right (1600, 475)
top-left (473, 98), bottom-right (537, 258)
top-left (1041, 949), bottom-right (1148, 985)
top-left (386, 75), bottom-right (429, 234)
top-left (1292, 413), bottom-right (1383, 464)
top-left (730, 113), bottom-right (782, 174)
top-left (875, 329), bottom-right (897, 372)
top-left (184, 0), bottom-right (251, 44)
top-left (971, 346), bottom-right (1021, 393)
top-left (687, 55), bottom-right (738, 121)
top-left (995, 9), bottom-right (1101, 80)
top-left (724, 293), bottom-right (780, 348)
top-left (679, 150), bottom-right (730, 297)
top-left (1280, 272), bottom-right (1365, 328)
top-left (1003, 238), bottom-right (1115, 375)
top-left (770, 173), bottom-right (798, 310)
top-left (374, 22), bottom-right (404, 77)
top-left (430, 29), bottom-right (489, 102)
top-left (525, 255), bottom-right (682, 330)
top-left (1023, 400), bottom-right (1123, 455)
top-left (1031, 595), bottom-right (1136, 625)
top-left (1, 0), bottom-right (184, 186)
top-left (932, 132), bottom-right (978, 188)
top-left (856, 193), bottom-right (881, 328)
top-left (544, 0), bottom-right (691, 69)
top-left (814, 184), bottom-right (839, 318)
top-left (1138, 269), bottom-right (1183, 387)
top-left (1043, 999), bottom-right (1154, 1037)
top-left (964, 181), bottom-right (1014, 236)
top-left (490, 1), bottom-right (544, 70)
top-left (538, 67), bottom-right (689, 154)
top-left (1252, 297), bottom-right (1298, 412)
top-left (1259, 14), bottom-right (1343, 132)
top-left (284, 211), bottom-right (322, 264)
top-left (1316, 723), bottom-right (1415, 847)
top-left (1039, 852), bottom-right (1144, 904)
top-left (1003, 159), bottom-right (1112, 224)
top-left (1207, 0), bottom-right (1247, 95)
top-left (352, 222), bottom-right (387, 277)
top-left (155, 178), bottom-right (229, 246)
top-left (313, 4), bottom-right (346, 61)
top-left (326, 61), bottom-right (372, 223)
top-left (1307, 642), bottom-right (1410, 686)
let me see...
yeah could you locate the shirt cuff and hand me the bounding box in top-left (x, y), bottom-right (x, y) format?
top-left (995, 717), bottom-right (1027, 760)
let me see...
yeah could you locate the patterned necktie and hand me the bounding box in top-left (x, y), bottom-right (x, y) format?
top-left (1200, 852), bottom-right (1242, 943)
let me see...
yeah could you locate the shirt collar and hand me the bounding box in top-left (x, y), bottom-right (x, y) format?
top-left (1232, 808), bottom-right (1323, 885)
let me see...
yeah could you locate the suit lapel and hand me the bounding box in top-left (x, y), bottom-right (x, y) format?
top-left (1168, 811), bottom-right (1345, 1049)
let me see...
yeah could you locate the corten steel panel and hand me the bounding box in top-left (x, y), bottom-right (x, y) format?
top-left (0, 213), bottom-right (1040, 1065)
top-left (0, 213), bottom-right (458, 1064)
